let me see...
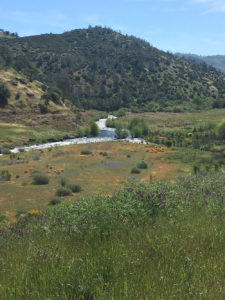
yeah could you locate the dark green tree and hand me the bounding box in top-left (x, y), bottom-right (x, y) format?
top-left (0, 83), bottom-right (10, 107)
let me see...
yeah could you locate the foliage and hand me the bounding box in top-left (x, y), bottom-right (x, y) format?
top-left (217, 120), bottom-right (225, 139)
top-left (131, 167), bottom-right (141, 174)
top-left (1, 174), bottom-right (225, 298)
top-left (41, 86), bottom-right (63, 105)
top-left (49, 197), bottom-right (61, 206)
top-left (89, 122), bottom-right (99, 137)
top-left (0, 82), bottom-right (10, 107)
top-left (1, 26), bottom-right (225, 111)
top-left (137, 161), bottom-right (148, 169)
top-left (32, 172), bottom-right (49, 185)
top-left (58, 176), bottom-right (68, 187)
top-left (80, 149), bottom-right (92, 155)
top-left (66, 183), bottom-right (81, 193)
top-left (129, 118), bottom-right (151, 138)
top-left (56, 186), bottom-right (72, 197)
top-left (115, 124), bottom-right (129, 139)
top-left (2, 148), bottom-right (11, 155)
top-left (0, 170), bottom-right (12, 181)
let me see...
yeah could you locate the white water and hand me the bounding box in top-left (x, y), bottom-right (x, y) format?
top-left (4, 115), bottom-right (151, 155)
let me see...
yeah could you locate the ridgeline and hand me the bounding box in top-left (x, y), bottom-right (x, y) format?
top-left (1, 26), bottom-right (225, 112)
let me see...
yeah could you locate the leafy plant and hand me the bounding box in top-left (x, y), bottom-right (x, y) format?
top-left (137, 161), bottom-right (148, 169)
top-left (80, 149), bottom-right (92, 155)
top-left (66, 183), bottom-right (81, 193)
top-left (131, 167), bottom-right (141, 174)
top-left (56, 187), bottom-right (72, 197)
top-left (32, 172), bottom-right (49, 185)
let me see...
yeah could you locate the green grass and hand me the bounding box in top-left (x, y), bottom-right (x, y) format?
top-left (0, 124), bottom-right (75, 147)
top-left (0, 142), bottom-right (173, 217)
top-left (0, 173), bottom-right (225, 299)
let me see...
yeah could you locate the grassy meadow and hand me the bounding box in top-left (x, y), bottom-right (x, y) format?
top-left (0, 109), bottom-right (225, 299)
top-left (0, 141), bottom-right (183, 221)
top-left (0, 123), bottom-right (75, 147)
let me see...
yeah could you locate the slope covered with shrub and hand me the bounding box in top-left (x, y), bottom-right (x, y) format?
top-left (1, 26), bottom-right (225, 111)
top-left (0, 172), bottom-right (225, 299)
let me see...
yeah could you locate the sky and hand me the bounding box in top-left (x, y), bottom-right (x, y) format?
top-left (0, 0), bottom-right (225, 55)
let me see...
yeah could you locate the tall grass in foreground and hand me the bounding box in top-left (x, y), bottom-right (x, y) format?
top-left (0, 173), bottom-right (225, 299)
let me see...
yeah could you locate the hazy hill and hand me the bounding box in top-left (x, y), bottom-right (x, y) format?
top-left (176, 53), bottom-right (225, 74)
top-left (1, 26), bottom-right (225, 111)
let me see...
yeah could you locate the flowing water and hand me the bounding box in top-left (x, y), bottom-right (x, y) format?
top-left (1, 115), bottom-right (150, 155)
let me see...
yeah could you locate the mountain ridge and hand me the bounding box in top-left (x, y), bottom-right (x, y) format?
top-left (176, 53), bottom-right (225, 74)
top-left (1, 26), bottom-right (225, 111)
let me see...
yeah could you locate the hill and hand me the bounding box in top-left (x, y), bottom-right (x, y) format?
top-left (1, 26), bottom-right (225, 112)
top-left (0, 68), bottom-right (82, 130)
top-left (176, 53), bottom-right (225, 74)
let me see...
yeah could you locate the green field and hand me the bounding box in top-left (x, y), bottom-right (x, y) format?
top-left (0, 109), bottom-right (225, 299)
top-left (0, 123), bottom-right (75, 147)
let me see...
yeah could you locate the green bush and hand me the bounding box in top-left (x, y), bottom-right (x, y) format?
top-left (67, 183), bottom-right (81, 193)
top-left (59, 177), bottom-right (68, 187)
top-left (137, 161), bottom-right (148, 169)
top-left (32, 173), bottom-right (49, 185)
top-left (49, 197), bottom-right (61, 206)
top-left (0, 82), bottom-right (10, 107)
top-left (80, 149), bottom-right (92, 155)
top-left (2, 148), bottom-right (11, 155)
top-left (0, 170), bottom-right (12, 181)
top-left (90, 122), bottom-right (99, 137)
top-left (131, 167), bottom-right (141, 174)
top-left (56, 187), bottom-right (72, 197)
top-left (99, 152), bottom-right (108, 156)
top-left (218, 120), bottom-right (225, 139)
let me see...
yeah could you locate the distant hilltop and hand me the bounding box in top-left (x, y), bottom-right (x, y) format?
top-left (1, 26), bottom-right (225, 112)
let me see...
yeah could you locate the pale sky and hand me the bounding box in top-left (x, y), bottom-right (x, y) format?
top-left (1, 0), bottom-right (225, 55)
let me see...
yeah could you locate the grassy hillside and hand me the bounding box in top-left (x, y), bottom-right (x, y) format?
top-left (0, 68), bottom-right (83, 131)
top-left (1, 26), bottom-right (225, 111)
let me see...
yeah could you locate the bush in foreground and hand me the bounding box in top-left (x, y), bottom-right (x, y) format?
top-left (1, 173), bottom-right (225, 299)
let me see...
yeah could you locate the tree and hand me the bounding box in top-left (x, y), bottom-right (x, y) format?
top-left (0, 83), bottom-right (10, 107)
top-left (90, 122), bottom-right (99, 137)
top-left (218, 120), bottom-right (225, 139)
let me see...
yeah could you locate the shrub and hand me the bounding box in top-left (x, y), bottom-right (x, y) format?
top-left (49, 197), bottom-right (61, 206)
top-left (90, 122), bottom-right (99, 137)
top-left (56, 187), bottom-right (72, 197)
top-left (59, 177), bottom-right (68, 187)
top-left (2, 148), bottom-right (11, 155)
top-left (218, 120), bottom-right (225, 139)
top-left (0, 170), bottom-right (12, 181)
top-left (32, 173), bottom-right (49, 185)
top-left (16, 209), bottom-right (26, 218)
top-left (32, 154), bottom-right (40, 160)
top-left (115, 126), bottom-right (129, 139)
top-left (137, 161), bottom-right (148, 169)
top-left (99, 152), bottom-right (108, 156)
top-left (81, 149), bottom-right (92, 155)
top-left (131, 167), bottom-right (141, 174)
top-left (67, 183), bottom-right (81, 193)
top-left (0, 82), bottom-right (10, 107)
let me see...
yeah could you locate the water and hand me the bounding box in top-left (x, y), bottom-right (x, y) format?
top-left (4, 115), bottom-right (152, 154)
